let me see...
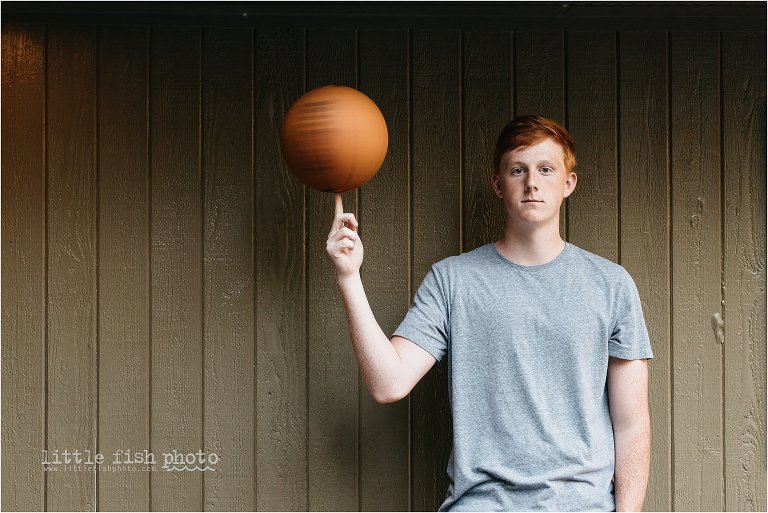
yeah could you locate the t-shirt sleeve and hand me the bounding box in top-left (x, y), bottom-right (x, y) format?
top-left (391, 264), bottom-right (449, 362)
top-left (609, 268), bottom-right (654, 360)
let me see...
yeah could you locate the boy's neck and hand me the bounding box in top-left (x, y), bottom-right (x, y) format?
top-left (495, 224), bottom-right (566, 266)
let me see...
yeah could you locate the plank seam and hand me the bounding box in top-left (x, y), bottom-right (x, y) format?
top-left (459, 29), bottom-right (464, 255)
top-left (146, 22), bottom-right (153, 513)
top-left (250, 24), bottom-right (256, 512)
top-left (615, 30), bottom-right (621, 266)
top-left (407, 27), bottom-right (414, 512)
top-left (355, 26), bottom-right (362, 513)
top-left (94, 22), bottom-right (101, 513)
top-left (199, 24), bottom-right (205, 511)
top-left (563, 30), bottom-right (569, 242)
top-left (718, 29), bottom-right (726, 511)
top-left (303, 26), bottom-right (309, 513)
top-left (666, 29), bottom-right (675, 512)
top-left (44, 21), bottom-right (50, 513)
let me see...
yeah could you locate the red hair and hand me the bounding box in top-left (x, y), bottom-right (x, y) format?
top-left (493, 115), bottom-right (576, 175)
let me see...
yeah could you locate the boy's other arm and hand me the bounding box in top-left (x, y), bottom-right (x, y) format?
top-left (608, 356), bottom-right (651, 511)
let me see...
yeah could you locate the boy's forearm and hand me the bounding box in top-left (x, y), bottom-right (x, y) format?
top-left (613, 424), bottom-right (651, 511)
top-left (336, 271), bottom-right (401, 403)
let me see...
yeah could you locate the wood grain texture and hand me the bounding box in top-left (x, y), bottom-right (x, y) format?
top-left (722, 31), bottom-right (767, 512)
top-left (254, 26), bottom-right (307, 512)
top-left (1, 12), bottom-right (765, 513)
top-left (463, 31), bottom-right (510, 252)
top-left (1, 22), bottom-right (46, 512)
top-left (305, 28), bottom-right (359, 512)
top-left (202, 26), bottom-right (255, 511)
top-left (618, 30), bottom-right (671, 512)
top-left (97, 24), bottom-right (150, 511)
top-left (358, 29), bottom-right (410, 512)
top-left (46, 24), bottom-right (97, 511)
top-left (410, 29), bottom-right (460, 512)
top-left (670, 31), bottom-right (723, 511)
top-left (514, 30), bottom-right (568, 241)
top-left (149, 25), bottom-right (203, 511)
top-left (566, 31), bottom-right (618, 261)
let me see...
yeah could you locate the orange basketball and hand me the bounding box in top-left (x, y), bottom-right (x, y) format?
top-left (279, 85), bottom-right (388, 193)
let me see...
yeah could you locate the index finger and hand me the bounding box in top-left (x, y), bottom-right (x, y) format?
top-left (334, 193), bottom-right (343, 217)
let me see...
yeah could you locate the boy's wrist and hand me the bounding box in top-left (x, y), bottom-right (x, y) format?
top-left (337, 270), bottom-right (361, 288)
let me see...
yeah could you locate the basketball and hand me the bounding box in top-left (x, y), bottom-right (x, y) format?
top-left (279, 85), bottom-right (388, 193)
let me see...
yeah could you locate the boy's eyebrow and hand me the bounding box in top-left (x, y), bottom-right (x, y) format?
top-left (508, 160), bottom-right (557, 167)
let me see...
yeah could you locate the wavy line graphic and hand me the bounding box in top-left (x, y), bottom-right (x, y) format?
top-left (162, 465), bottom-right (215, 472)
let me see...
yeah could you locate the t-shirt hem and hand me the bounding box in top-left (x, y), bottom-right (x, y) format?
top-left (391, 328), bottom-right (446, 362)
top-left (608, 348), bottom-right (654, 360)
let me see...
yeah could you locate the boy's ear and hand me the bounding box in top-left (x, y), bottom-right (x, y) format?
top-left (491, 173), bottom-right (502, 197)
top-left (564, 171), bottom-right (577, 197)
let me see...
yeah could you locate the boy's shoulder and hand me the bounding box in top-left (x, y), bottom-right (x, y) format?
top-left (568, 242), bottom-right (624, 272)
top-left (562, 242), bottom-right (633, 287)
top-left (431, 243), bottom-right (494, 272)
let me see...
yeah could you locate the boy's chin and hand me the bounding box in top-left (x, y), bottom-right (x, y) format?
top-left (507, 212), bottom-right (558, 224)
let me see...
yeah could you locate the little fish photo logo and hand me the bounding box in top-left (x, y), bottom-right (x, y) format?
top-left (41, 449), bottom-right (219, 472)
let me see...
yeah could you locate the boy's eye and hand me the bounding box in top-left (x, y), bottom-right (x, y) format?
top-left (510, 167), bottom-right (554, 174)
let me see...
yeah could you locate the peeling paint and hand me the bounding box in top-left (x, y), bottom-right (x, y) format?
top-left (711, 312), bottom-right (725, 344)
top-left (689, 196), bottom-right (705, 228)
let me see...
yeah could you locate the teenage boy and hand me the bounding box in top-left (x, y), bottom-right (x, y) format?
top-left (326, 115), bottom-right (653, 512)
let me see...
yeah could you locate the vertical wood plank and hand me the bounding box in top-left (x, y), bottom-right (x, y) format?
top-left (254, 26), bottom-right (307, 511)
top-left (305, 28), bottom-right (358, 511)
top-left (722, 31), bottom-right (767, 512)
top-left (46, 24), bottom-right (97, 511)
top-left (670, 31), bottom-right (723, 511)
top-left (618, 30), bottom-right (671, 512)
top-left (201, 26), bottom-right (255, 511)
top-left (150, 25), bottom-right (203, 511)
top-left (97, 24), bottom-right (150, 511)
top-left (514, 31), bottom-right (565, 121)
top-left (463, 31), bottom-right (510, 252)
top-left (358, 28), bottom-right (410, 512)
top-left (514, 30), bottom-right (568, 241)
top-left (566, 31), bottom-right (618, 260)
top-left (411, 29), bottom-right (461, 512)
top-left (1, 22), bottom-right (46, 512)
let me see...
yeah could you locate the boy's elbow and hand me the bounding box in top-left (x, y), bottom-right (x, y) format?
top-left (373, 383), bottom-right (405, 404)
top-left (377, 393), bottom-right (404, 404)
top-left (372, 391), bottom-right (393, 404)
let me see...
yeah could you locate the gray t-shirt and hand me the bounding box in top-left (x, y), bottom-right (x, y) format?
top-left (392, 241), bottom-right (654, 512)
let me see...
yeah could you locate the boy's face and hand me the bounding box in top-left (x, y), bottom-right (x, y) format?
top-left (491, 138), bottom-right (577, 229)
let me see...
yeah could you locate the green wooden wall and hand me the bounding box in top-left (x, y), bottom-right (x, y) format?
top-left (2, 2), bottom-right (765, 511)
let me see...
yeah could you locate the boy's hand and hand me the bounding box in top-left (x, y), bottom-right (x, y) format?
top-left (325, 193), bottom-right (363, 279)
